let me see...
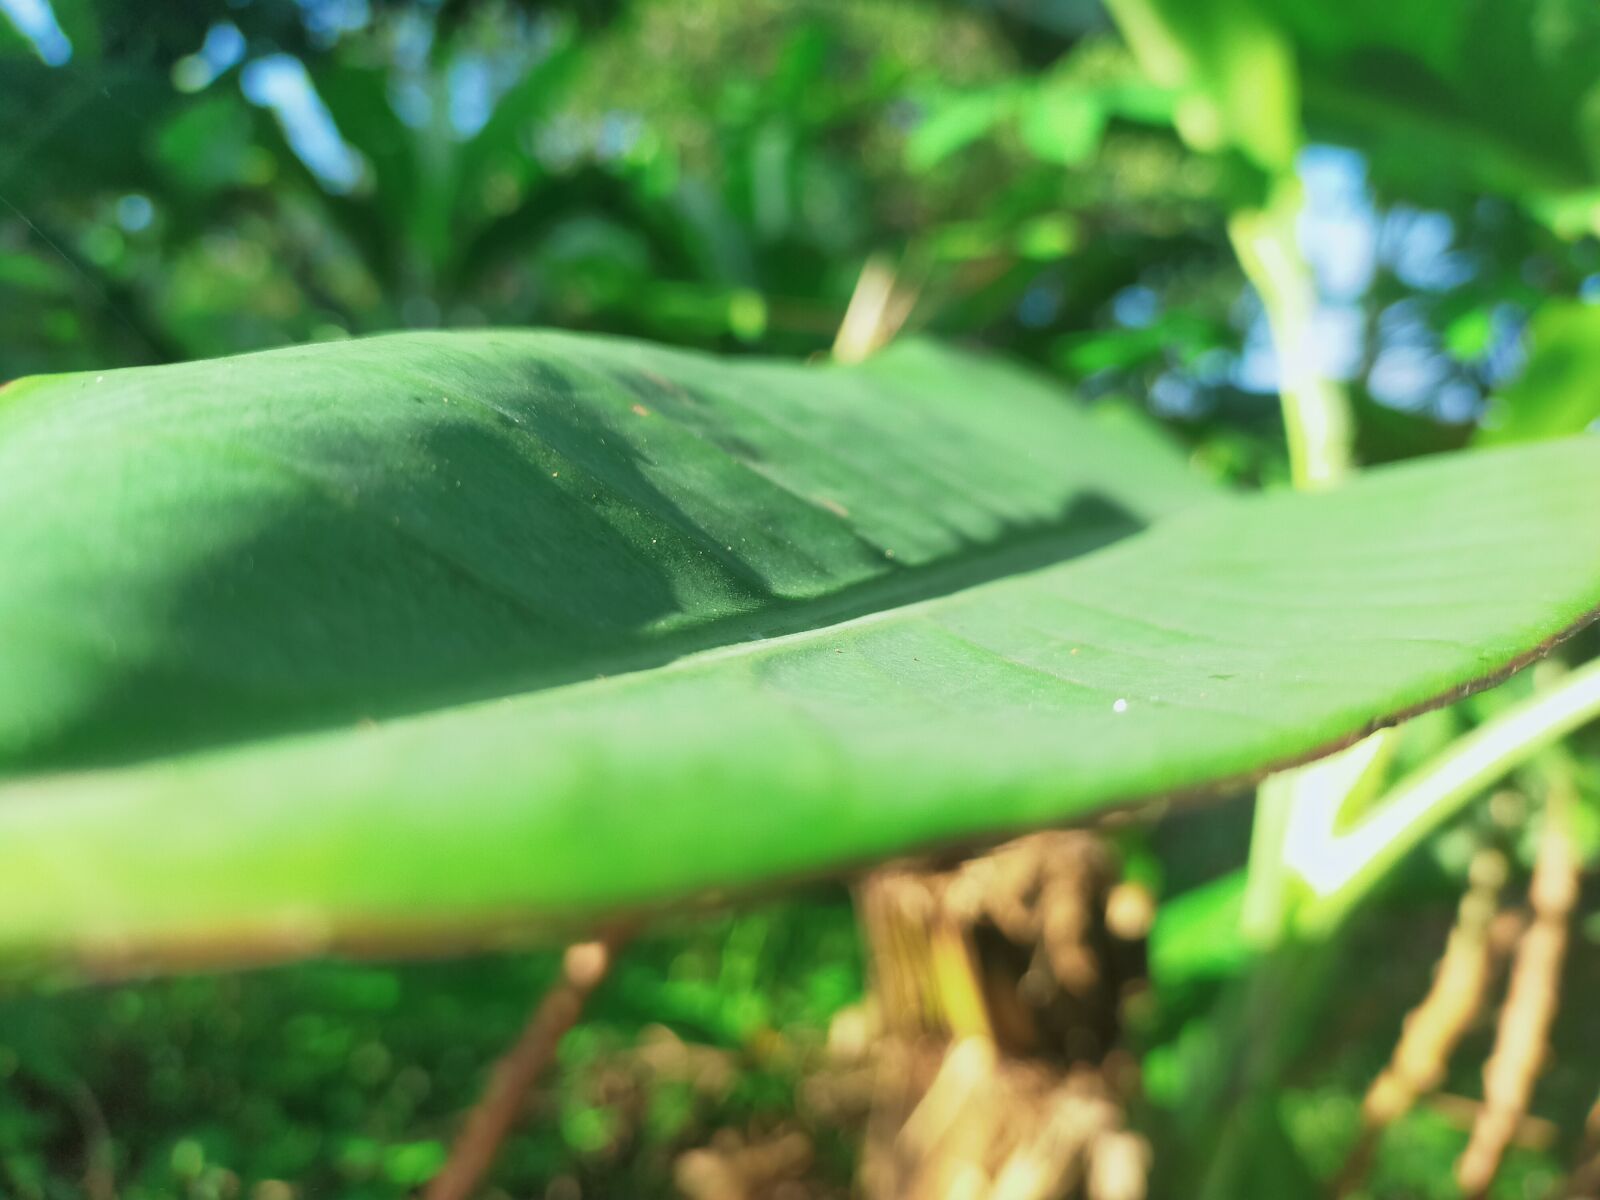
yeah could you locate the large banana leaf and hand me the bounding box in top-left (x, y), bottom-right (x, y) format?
top-left (0, 333), bottom-right (1211, 773)
top-left (0, 332), bottom-right (1596, 971)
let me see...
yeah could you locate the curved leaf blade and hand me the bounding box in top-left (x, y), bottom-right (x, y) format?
top-left (0, 326), bottom-right (1593, 971)
top-left (0, 333), bottom-right (1209, 775)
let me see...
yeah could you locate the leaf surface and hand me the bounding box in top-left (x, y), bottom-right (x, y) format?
top-left (0, 333), bottom-right (1596, 968)
top-left (0, 333), bottom-right (1206, 773)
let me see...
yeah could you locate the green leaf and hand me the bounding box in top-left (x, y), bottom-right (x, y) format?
top-left (1109, 0), bottom-right (1600, 215)
top-left (905, 85), bottom-right (1019, 172)
top-left (1478, 301), bottom-right (1600, 445)
top-left (1149, 870), bottom-right (1251, 986)
top-left (0, 333), bottom-right (1210, 774)
top-left (1105, 0), bottom-right (1301, 173)
top-left (1019, 82), bottom-right (1107, 166)
top-left (0, 332), bottom-right (1596, 970)
top-left (1281, 0), bottom-right (1600, 201)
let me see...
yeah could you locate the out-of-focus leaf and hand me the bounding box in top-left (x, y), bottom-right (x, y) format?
top-left (1206, 1096), bottom-right (1323, 1198)
top-left (1351, 390), bottom-right (1472, 465)
top-left (531, 215), bottom-right (654, 310)
top-left (1150, 870), bottom-right (1250, 985)
top-left (1283, 0), bottom-right (1600, 202)
top-left (0, 333), bottom-right (1597, 970)
top-left (452, 36), bottom-right (578, 232)
top-left (1020, 81), bottom-right (1107, 166)
top-left (1442, 304), bottom-right (1495, 361)
top-left (905, 85), bottom-right (1018, 172)
top-left (0, 251), bottom-right (72, 296)
top-left (1112, 0), bottom-right (1600, 212)
top-left (152, 94), bottom-right (265, 195)
top-left (1478, 301), bottom-right (1600, 443)
top-left (301, 64), bottom-right (430, 279)
top-left (1054, 310), bottom-right (1226, 376)
top-left (39, 0), bottom-right (99, 62)
top-left (1105, 0), bottom-right (1301, 174)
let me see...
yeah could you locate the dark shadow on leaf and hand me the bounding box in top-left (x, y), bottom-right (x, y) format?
top-left (10, 360), bottom-right (1152, 775)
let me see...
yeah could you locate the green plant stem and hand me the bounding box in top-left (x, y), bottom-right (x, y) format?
top-left (1243, 730), bottom-right (1397, 945)
top-left (1204, 168), bottom-right (1373, 1200)
top-left (1191, 942), bottom-right (1340, 1200)
top-left (1240, 770), bottom-right (1298, 945)
top-left (1227, 175), bottom-right (1355, 490)
top-left (1229, 169), bottom-right (1372, 946)
top-left (1298, 656), bottom-right (1600, 934)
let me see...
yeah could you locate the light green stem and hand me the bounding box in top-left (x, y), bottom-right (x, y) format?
top-left (1297, 656), bottom-right (1600, 934)
top-left (1243, 728), bottom-right (1396, 943)
top-left (1239, 770), bottom-right (1297, 945)
top-left (1228, 175), bottom-right (1355, 489)
top-left (1230, 170), bottom-right (1369, 943)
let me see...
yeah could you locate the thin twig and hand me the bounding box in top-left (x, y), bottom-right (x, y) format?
top-left (1457, 789), bottom-right (1579, 1198)
top-left (425, 932), bottom-right (627, 1200)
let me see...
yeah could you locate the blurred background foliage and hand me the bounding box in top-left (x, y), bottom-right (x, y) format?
top-left (2, 0), bottom-right (1599, 1197)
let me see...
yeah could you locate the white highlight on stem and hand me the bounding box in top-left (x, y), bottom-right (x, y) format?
top-left (1288, 657), bottom-right (1600, 931)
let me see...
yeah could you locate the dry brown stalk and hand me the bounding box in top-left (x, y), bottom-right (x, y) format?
top-left (1424, 1092), bottom-right (1558, 1150)
top-left (1335, 848), bottom-right (1518, 1196)
top-left (855, 832), bottom-right (1148, 1200)
top-left (832, 253), bottom-right (919, 365)
top-left (674, 1128), bottom-right (817, 1200)
top-left (1457, 790), bottom-right (1579, 1198)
